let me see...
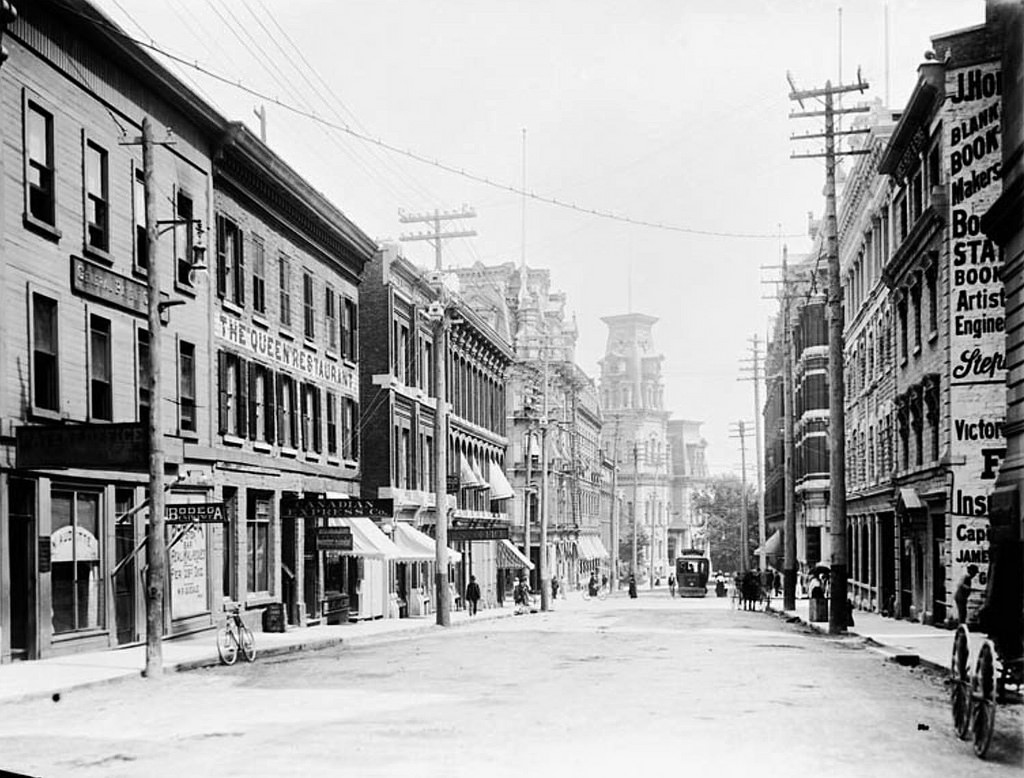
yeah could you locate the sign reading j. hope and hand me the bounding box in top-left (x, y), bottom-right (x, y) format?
top-left (945, 61), bottom-right (1004, 623)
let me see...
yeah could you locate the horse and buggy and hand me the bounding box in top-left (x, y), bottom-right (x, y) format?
top-left (948, 526), bottom-right (1022, 759)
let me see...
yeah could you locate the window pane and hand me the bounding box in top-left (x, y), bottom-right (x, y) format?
top-left (28, 106), bottom-right (49, 163)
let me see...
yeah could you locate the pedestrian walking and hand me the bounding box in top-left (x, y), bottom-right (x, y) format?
top-left (465, 575), bottom-right (481, 616)
top-left (773, 570), bottom-right (781, 596)
top-left (668, 573), bottom-right (676, 597)
top-left (955, 564), bottom-right (979, 625)
top-left (551, 576), bottom-right (560, 600)
top-left (628, 574), bottom-right (638, 599)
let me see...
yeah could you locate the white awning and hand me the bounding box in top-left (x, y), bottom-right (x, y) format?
top-left (578, 535), bottom-right (607, 560)
top-left (471, 457), bottom-right (487, 490)
top-left (590, 536), bottom-right (609, 559)
top-left (898, 487), bottom-right (924, 511)
top-left (392, 522), bottom-right (436, 562)
top-left (488, 460), bottom-right (515, 500)
top-left (330, 517), bottom-right (400, 559)
top-left (496, 538), bottom-right (534, 570)
top-left (460, 454), bottom-right (482, 488)
top-left (754, 529), bottom-right (782, 555)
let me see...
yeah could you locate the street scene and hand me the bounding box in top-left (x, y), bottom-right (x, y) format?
top-left (1, 0), bottom-right (1023, 775)
top-left (0, 593), bottom-right (1021, 776)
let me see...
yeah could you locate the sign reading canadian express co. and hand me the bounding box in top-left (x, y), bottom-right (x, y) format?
top-left (280, 498), bottom-right (393, 519)
top-left (166, 503), bottom-right (227, 525)
top-left (16, 422), bottom-right (148, 470)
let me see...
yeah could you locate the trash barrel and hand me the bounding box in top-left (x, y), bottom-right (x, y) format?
top-left (323, 591), bottom-right (350, 625)
top-left (262, 602), bottom-right (286, 633)
top-left (809, 596), bottom-right (829, 622)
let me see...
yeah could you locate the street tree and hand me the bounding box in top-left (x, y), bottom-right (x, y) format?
top-left (693, 474), bottom-right (759, 573)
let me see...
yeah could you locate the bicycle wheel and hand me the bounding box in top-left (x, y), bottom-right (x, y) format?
top-left (217, 624), bottom-right (238, 666)
top-left (972, 640), bottom-right (997, 758)
top-left (598, 589), bottom-right (608, 601)
top-left (951, 625), bottom-right (971, 739)
top-left (239, 623), bottom-right (256, 663)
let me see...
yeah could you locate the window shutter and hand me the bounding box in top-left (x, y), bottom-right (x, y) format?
top-left (217, 350), bottom-right (228, 434)
top-left (351, 301), bottom-right (359, 361)
top-left (236, 358), bottom-right (248, 438)
top-left (352, 400), bottom-right (360, 459)
top-left (276, 373), bottom-right (285, 447)
top-left (300, 383), bottom-right (308, 451)
top-left (340, 300), bottom-right (350, 360)
top-left (312, 387), bottom-right (322, 453)
top-left (247, 363), bottom-right (258, 441)
top-left (265, 369), bottom-right (276, 444)
top-left (216, 215), bottom-right (227, 298)
top-left (237, 230), bottom-right (246, 306)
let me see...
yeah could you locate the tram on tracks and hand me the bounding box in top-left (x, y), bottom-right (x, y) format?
top-left (674, 549), bottom-right (710, 597)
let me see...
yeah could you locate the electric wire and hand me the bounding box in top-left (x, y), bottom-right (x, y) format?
top-left (59, 6), bottom-right (805, 241)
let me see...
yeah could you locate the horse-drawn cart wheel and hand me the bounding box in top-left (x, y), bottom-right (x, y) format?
top-left (951, 624), bottom-right (972, 740)
top-left (971, 640), bottom-right (997, 758)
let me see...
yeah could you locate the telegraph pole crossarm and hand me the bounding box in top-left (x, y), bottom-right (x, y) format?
top-left (789, 71), bottom-right (865, 633)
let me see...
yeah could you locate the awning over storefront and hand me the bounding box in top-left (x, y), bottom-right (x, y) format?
top-left (471, 457), bottom-right (487, 490)
top-left (754, 529), bottom-right (782, 555)
top-left (487, 460), bottom-right (515, 500)
top-left (392, 522), bottom-right (436, 562)
top-left (496, 538), bottom-right (534, 570)
top-left (331, 517), bottom-right (400, 559)
top-left (460, 454), bottom-right (483, 488)
top-left (898, 487), bottom-right (924, 511)
top-left (577, 535), bottom-right (609, 560)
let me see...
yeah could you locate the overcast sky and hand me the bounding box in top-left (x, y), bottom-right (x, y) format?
top-left (94, 0), bottom-right (985, 476)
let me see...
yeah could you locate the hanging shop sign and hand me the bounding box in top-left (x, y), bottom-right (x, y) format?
top-left (38, 537), bottom-right (52, 574)
top-left (16, 423), bottom-right (148, 470)
top-left (70, 256), bottom-right (169, 317)
top-left (446, 475), bottom-right (460, 494)
top-left (280, 497), bottom-right (393, 519)
top-left (316, 526), bottom-right (354, 551)
top-left (166, 503), bottom-right (227, 525)
top-left (447, 526), bottom-right (511, 541)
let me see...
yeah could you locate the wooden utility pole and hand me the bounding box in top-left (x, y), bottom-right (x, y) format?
top-left (142, 117), bottom-right (166, 677)
top-left (632, 442), bottom-right (639, 575)
top-left (609, 418), bottom-right (620, 591)
top-left (431, 303), bottom-right (451, 628)
top-left (730, 421), bottom-right (751, 573)
top-left (539, 346), bottom-right (551, 612)
top-left (739, 335), bottom-right (766, 571)
top-left (789, 72), bottom-right (869, 634)
top-left (399, 207), bottom-right (477, 270)
top-left (782, 249), bottom-right (797, 611)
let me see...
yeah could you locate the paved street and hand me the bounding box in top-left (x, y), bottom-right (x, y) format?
top-left (0, 592), bottom-right (1020, 778)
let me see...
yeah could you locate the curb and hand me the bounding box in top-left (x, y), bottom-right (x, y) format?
top-left (3, 609), bottom-right (519, 705)
top-left (767, 605), bottom-right (947, 674)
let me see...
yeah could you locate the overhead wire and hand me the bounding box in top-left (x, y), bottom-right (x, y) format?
top-left (59, 6), bottom-right (805, 242)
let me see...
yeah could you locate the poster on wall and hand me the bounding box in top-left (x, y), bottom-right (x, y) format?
top-left (946, 60), bottom-right (1005, 622)
top-left (169, 524), bottom-right (209, 620)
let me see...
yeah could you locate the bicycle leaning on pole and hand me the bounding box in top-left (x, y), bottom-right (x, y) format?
top-left (217, 601), bottom-right (256, 665)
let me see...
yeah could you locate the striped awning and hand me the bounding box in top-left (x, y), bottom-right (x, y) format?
top-left (577, 535), bottom-right (608, 560)
top-left (496, 538), bottom-right (534, 570)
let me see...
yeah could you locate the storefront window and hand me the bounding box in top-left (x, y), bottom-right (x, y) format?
top-left (247, 494), bottom-right (271, 594)
top-left (51, 489), bottom-right (104, 634)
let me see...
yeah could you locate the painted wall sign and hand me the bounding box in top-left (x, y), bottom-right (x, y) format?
top-left (38, 537), bottom-right (51, 574)
top-left (166, 503), bottom-right (226, 524)
top-left (16, 422), bottom-right (148, 470)
top-left (945, 60), bottom-right (1004, 622)
top-left (50, 525), bottom-right (99, 563)
top-left (447, 526), bottom-right (511, 541)
top-left (281, 497), bottom-right (393, 519)
top-left (217, 313), bottom-right (356, 390)
top-left (169, 525), bottom-right (209, 620)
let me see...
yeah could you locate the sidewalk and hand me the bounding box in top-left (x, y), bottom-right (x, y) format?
top-left (770, 597), bottom-right (973, 673)
top-left (0, 605), bottom-right (514, 705)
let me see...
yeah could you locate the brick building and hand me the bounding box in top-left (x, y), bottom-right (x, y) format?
top-left (878, 20), bottom-right (1003, 624)
top-left (360, 248), bottom-right (515, 613)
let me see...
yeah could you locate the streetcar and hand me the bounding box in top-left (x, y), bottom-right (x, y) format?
top-left (674, 549), bottom-right (710, 597)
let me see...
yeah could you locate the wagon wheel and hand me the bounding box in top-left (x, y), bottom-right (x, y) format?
top-left (951, 624), bottom-right (972, 739)
top-left (971, 640), bottom-right (997, 758)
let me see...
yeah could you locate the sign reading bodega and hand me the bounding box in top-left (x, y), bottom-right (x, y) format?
top-left (218, 314), bottom-right (354, 389)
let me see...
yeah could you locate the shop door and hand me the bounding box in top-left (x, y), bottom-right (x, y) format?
top-left (8, 479), bottom-right (36, 660)
top-left (303, 515), bottom-right (319, 621)
top-left (931, 514), bottom-right (947, 624)
top-left (114, 489), bottom-right (137, 645)
top-left (281, 512), bottom-right (297, 625)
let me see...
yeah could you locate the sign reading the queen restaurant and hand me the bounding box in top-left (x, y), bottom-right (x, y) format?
top-left (217, 313), bottom-right (355, 390)
top-left (945, 61), bottom-right (1005, 620)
